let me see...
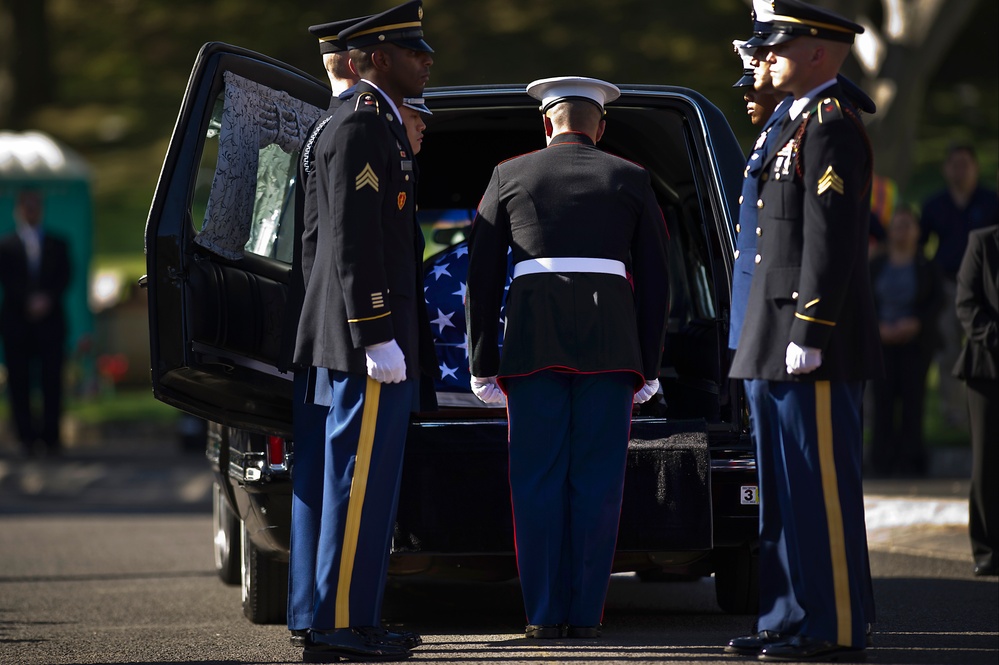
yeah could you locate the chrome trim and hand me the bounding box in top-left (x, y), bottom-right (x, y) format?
top-left (711, 458), bottom-right (757, 471)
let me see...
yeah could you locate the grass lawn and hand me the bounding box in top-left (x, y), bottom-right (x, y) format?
top-left (0, 385), bottom-right (181, 446)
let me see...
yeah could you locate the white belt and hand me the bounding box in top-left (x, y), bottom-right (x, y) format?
top-left (511, 257), bottom-right (627, 279)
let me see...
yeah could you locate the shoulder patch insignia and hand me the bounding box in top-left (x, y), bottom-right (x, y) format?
top-left (356, 163), bottom-right (379, 191)
top-left (817, 97), bottom-right (842, 124)
top-left (355, 92), bottom-right (380, 114)
top-left (817, 165), bottom-right (844, 196)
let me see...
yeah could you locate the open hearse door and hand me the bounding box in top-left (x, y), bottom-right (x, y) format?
top-left (144, 42), bottom-right (329, 438)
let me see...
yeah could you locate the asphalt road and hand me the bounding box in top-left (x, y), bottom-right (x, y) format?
top-left (0, 437), bottom-right (996, 664)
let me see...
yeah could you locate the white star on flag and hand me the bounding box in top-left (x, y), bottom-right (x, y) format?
top-left (452, 281), bottom-right (466, 301)
top-left (431, 308), bottom-right (456, 333)
top-left (439, 363), bottom-right (459, 380)
top-left (430, 263), bottom-right (452, 281)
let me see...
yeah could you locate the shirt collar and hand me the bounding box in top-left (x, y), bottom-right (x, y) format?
top-left (789, 79), bottom-right (838, 120)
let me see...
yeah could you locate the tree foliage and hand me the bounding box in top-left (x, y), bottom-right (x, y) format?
top-left (0, 0), bottom-right (994, 256)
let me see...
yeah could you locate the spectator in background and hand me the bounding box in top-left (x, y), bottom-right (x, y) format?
top-left (868, 204), bottom-right (943, 477)
top-left (0, 188), bottom-right (72, 457)
top-left (953, 225), bottom-right (999, 577)
top-left (920, 143), bottom-right (998, 429)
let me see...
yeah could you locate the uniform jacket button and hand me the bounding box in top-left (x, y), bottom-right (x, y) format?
top-left (792, 291), bottom-right (799, 300)
top-left (738, 195), bottom-right (744, 204)
top-left (754, 254), bottom-right (762, 264)
top-left (757, 199), bottom-right (764, 209)
top-left (756, 226), bottom-right (762, 236)
top-left (734, 249), bottom-right (741, 259)
top-left (736, 223), bottom-right (741, 233)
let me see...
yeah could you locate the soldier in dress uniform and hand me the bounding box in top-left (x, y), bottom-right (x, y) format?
top-left (283, 14), bottom-right (366, 651)
top-left (725, 7), bottom-right (798, 656)
top-left (465, 76), bottom-right (670, 638)
top-left (727, 0), bottom-right (883, 661)
top-left (292, 1), bottom-right (436, 661)
top-left (400, 97), bottom-right (431, 156)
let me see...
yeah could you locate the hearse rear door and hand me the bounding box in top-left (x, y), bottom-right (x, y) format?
top-left (144, 42), bottom-right (329, 437)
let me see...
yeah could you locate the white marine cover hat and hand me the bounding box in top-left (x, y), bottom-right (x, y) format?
top-left (526, 76), bottom-right (621, 114)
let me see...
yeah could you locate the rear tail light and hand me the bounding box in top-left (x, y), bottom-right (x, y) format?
top-left (267, 436), bottom-right (285, 466)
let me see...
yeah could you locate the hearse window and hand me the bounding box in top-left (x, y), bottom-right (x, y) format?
top-left (601, 105), bottom-right (719, 327)
top-left (193, 72), bottom-right (322, 264)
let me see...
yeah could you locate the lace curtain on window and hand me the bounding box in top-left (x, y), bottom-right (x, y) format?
top-left (194, 71), bottom-right (322, 260)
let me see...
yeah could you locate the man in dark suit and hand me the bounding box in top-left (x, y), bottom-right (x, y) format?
top-left (465, 76), bottom-right (670, 638)
top-left (1, 188), bottom-right (71, 457)
top-left (292, 1), bottom-right (436, 661)
top-left (953, 224), bottom-right (999, 577)
top-left (728, 1), bottom-right (883, 660)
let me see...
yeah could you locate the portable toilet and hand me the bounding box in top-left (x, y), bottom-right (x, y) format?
top-left (0, 131), bottom-right (93, 363)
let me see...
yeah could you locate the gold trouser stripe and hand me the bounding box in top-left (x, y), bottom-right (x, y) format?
top-left (815, 381), bottom-right (852, 645)
top-left (335, 377), bottom-right (381, 627)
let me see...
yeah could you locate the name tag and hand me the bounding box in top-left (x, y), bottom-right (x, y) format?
top-left (401, 160), bottom-right (413, 172)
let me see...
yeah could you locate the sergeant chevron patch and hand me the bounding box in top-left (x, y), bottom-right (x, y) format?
top-left (817, 166), bottom-right (844, 196)
top-left (356, 164), bottom-right (379, 191)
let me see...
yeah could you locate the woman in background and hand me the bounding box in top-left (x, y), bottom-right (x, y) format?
top-left (868, 204), bottom-right (943, 477)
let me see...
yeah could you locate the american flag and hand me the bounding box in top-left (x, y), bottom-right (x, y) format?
top-left (423, 239), bottom-right (511, 405)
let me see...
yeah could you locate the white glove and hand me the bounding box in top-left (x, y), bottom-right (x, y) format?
top-left (634, 378), bottom-right (660, 404)
top-left (785, 341), bottom-right (822, 375)
top-left (364, 339), bottom-right (407, 383)
top-left (470, 376), bottom-right (506, 405)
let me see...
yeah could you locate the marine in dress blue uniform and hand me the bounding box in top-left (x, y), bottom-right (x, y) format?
top-left (728, 1), bottom-right (883, 661)
top-left (291, 2), bottom-right (436, 661)
top-left (465, 77), bottom-right (670, 637)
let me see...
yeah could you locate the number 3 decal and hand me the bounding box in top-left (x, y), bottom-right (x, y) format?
top-left (741, 485), bottom-right (759, 505)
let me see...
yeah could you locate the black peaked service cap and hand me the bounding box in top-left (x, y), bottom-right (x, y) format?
top-left (309, 16), bottom-right (369, 54)
top-left (761, 0), bottom-right (863, 46)
top-left (339, 0), bottom-right (433, 53)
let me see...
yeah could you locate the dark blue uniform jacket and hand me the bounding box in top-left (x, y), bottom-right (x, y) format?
top-left (729, 84), bottom-right (883, 382)
top-left (466, 131), bottom-right (670, 389)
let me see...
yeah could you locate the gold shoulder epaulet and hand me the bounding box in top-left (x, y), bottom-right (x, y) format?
top-left (354, 92), bottom-right (380, 114)
top-left (817, 97), bottom-right (843, 124)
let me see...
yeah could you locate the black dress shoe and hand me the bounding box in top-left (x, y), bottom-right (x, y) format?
top-left (974, 562), bottom-right (998, 576)
top-left (566, 624), bottom-right (601, 638)
top-left (290, 629), bottom-right (309, 648)
top-left (759, 634), bottom-right (865, 662)
top-left (303, 627), bottom-right (411, 663)
top-left (525, 624), bottom-right (565, 638)
top-left (724, 630), bottom-right (785, 655)
top-left (357, 626), bottom-right (423, 649)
